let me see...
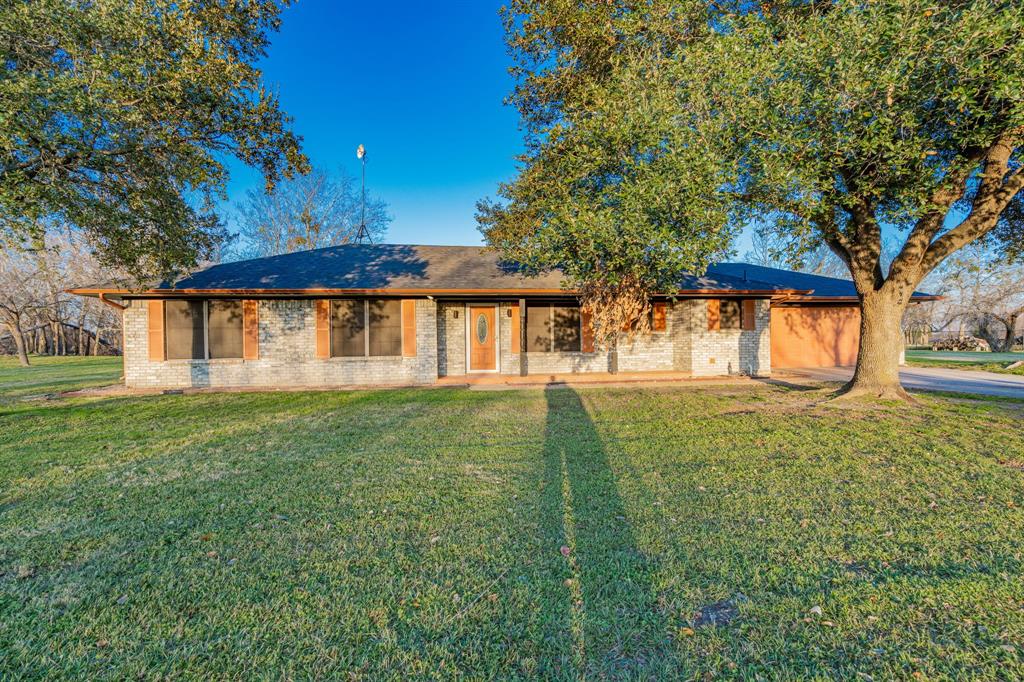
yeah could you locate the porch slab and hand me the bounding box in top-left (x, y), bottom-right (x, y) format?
top-left (435, 371), bottom-right (756, 389)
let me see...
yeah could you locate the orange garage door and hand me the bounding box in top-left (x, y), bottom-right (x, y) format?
top-left (771, 305), bottom-right (861, 368)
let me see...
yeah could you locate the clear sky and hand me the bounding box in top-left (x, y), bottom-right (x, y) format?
top-left (223, 1), bottom-right (521, 247)
top-left (224, 2), bottom-right (757, 256)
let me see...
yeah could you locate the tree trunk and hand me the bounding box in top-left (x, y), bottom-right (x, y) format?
top-left (78, 309), bottom-right (87, 355)
top-left (840, 291), bottom-right (910, 400)
top-left (3, 320), bottom-right (31, 367)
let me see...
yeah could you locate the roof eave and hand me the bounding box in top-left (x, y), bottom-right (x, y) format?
top-left (68, 286), bottom-right (810, 298)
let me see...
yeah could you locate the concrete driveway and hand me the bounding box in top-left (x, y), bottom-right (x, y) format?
top-left (780, 366), bottom-right (1024, 399)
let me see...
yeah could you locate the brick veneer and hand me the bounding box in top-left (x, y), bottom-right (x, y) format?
top-left (123, 298), bottom-right (438, 389)
top-left (124, 296), bottom-right (771, 388)
top-left (438, 299), bottom-right (771, 378)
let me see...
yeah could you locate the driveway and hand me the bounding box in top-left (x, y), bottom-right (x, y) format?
top-left (780, 366), bottom-right (1024, 399)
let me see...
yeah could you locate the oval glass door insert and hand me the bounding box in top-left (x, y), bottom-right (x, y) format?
top-left (476, 313), bottom-right (489, 344)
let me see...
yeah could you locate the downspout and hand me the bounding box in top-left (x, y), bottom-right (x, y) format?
top-left (98, 293), bottom-right (127, 312)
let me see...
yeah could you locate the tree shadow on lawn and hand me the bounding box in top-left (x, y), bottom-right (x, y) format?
top-left (529, 386), bottom-right (672, 679)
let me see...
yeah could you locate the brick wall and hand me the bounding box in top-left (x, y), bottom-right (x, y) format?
top-left (682, 299), bottom-right (771, 377)
top-left (436, 301), bottom-right (465, 377)
top-left (125, 296), bottom-right (772, 388)
top-left (123, 298), bottom-right (438, 389)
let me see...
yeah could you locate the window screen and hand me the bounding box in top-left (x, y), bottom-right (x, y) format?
top-left (165, 300), bottom-right (205, 360)
top-left (526, 302), bottom-right (552, 352)
top-left (208, 300), bottom-right (243, 359)
top-left (720, 300), bottom-right (742, 330)
top-left (331, 300), bottom-right (365, 357)
top-left (368, 299), bottom-right (402, 356)
top-left (552, 305), bottom-right (581, 351)
top-left (526, 302), bottom-right (581, 352)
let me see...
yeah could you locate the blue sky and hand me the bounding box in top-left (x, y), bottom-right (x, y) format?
top-left (224, 2), bottom-right (756, 256)
top-left (223, 2), bottom-right (521, 247)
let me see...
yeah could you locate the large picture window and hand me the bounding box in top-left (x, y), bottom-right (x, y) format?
top-left (331, 299), bottom-right (402, 357)
top-left (164, 300), bottom-right (243, 360)
top-left (526, 302), bottom-right (581, 352)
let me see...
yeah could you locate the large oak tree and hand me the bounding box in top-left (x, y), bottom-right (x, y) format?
top-left (481, 0), bottom-right (1024, 399)
top-left (1, 0), bottom-right (308, 279)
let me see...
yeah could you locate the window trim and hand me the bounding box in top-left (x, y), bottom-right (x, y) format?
top-left (328, 298), bottom-right (404, 359)
top-left (525, 300), bottom-right (583, 353)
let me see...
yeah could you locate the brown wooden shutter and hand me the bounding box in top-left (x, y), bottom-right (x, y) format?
top-left (581, 309), bottom-right (596, 353)
top-left (401, 299), bottom-right (417, 357)
top-left (652, 302), bottom-right (668, 332)
top-left (315, 300), bottom-right (331, 359)
top-left (707, 299), bottom-right (721, 331)
top-left (147, 300), bottom-right (165, 361)
top-left (741, 299), bottom-right (756, 331)
top-left (510, 303), bottom-right (521, 353)
top-left (243, 300), bottom-right (259, 359)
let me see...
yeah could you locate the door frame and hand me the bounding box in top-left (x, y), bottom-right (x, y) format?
top-left (464, 303), bottom-right (500, 373)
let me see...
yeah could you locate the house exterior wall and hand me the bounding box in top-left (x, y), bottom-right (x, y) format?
top-left (436, 301), bottom-right (466, 377)
top-left (123, 296), bottom-right (774, 388)
top-left (435, 299), bottom-right (770, 378)
top-left (683, 299), bottom-right (772, 377)
top-left (123, 298), bottom-right (438, 389)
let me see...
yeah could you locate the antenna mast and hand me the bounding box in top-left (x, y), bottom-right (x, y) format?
top-left (355, 144), bottom-right (371, 244)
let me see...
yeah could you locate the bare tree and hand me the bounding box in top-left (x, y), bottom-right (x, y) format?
top-left (231, 168), bottom-right (391, 260)
top-left (0, 247), bottom-right (43, 365)
top-left (936, 245), bottom-right (1024, 353)
top-left (1, 229), bottom-right (124, 364)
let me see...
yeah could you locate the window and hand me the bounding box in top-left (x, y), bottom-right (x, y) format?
top-left (165, 300), bottom-right (205, 360)
top-left (331, 299), bottom-right (402, 357)
top-left (368, 299), bottom-right (402, 356)
top-left (208, 300), bottom-right (244, 359)
top-left (720, 300), bottom-right (742, 330)
top-left (526, 302), bottom-right (581, 352)
top-left (331, 300), bottom-right (365, 357)
top-left (164, 300), bottom-right (244, 360)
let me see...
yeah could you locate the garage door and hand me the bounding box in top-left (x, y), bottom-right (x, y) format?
top-left (771, 305), bottom-right (860, 368)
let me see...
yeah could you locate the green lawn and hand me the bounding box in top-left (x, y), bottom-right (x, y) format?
top-left (905, 350), bottom-right (1024, 376)
top-left (2, 359), bottom-right (1024, 679)
top-left (0, 355), bottom-right (123, 403)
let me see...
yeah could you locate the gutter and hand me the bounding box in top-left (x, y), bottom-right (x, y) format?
top-left (67, 286), bottom-right (811, 299)
top-left (97, 292), bottom-right (126, 312)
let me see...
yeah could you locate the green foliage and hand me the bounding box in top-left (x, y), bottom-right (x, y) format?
top-left (693, 0), bottom-right (1024, 277)
top-left (3, 359), bottom-right (1024, 677)
top-left (478, 1), bottom-right (737, 302)
top-left (483, 0), bottom-right (1024, 305)
top-left (0, 0), bottom-right (308, 279)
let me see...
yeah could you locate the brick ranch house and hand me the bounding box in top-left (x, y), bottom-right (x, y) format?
top-left (69, 244), bottom-right (936, 389)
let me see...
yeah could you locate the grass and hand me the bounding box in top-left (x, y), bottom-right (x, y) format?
top-left (905, 350), bottom-right (1024, 376)
top-left (2, 358), bottom-right (1024, 679)
top-left (0, 356), bottom-right (123, 404)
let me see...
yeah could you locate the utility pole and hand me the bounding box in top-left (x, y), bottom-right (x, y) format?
top-left (355, 144), bottom-right (371, 244)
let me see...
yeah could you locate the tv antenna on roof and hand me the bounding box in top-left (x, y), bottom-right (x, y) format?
top-left (355, 144), bottom-right (372, 244)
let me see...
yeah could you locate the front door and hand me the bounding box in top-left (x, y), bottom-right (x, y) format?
top-left (468, 305), bottom-right (497, 372)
